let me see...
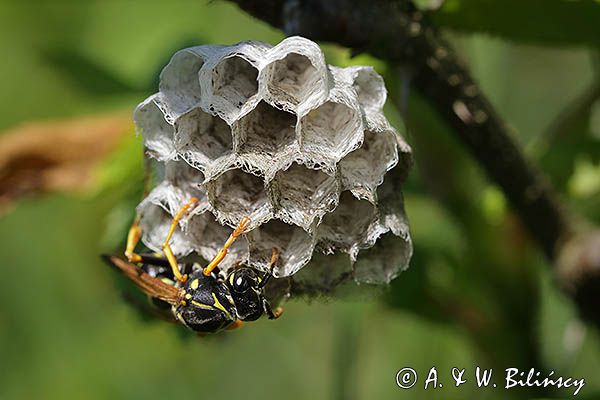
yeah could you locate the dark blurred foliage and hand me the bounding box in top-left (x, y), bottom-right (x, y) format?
top-left (0, 1), bottom-right (599, 399)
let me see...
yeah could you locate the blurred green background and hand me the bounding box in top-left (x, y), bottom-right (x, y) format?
top-left (1, 1), bottom-right (599, 399)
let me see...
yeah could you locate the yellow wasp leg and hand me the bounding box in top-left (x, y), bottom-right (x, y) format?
top-left (124, 154), bottom-right (155, 265)
top-left (162, 197), bottom-right (200, 283)
top-left (204, 216), bottom-right (251, 276)
top-left (227, 320), bottom-right (245, 330)
top-left (272, 307), bottom-right (284, 319)
top-left (124, 218), bottom-right (143, 263)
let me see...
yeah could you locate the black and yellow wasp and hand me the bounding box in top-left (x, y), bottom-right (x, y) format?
top-left (103, 197), bottom-right (282, 334)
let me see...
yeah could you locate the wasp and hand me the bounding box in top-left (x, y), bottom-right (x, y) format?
top-left (103, 197), bottom-right (283, 333)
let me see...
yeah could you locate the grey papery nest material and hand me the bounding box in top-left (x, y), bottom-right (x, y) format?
top-left (133, 36), bottom-right (413, 294)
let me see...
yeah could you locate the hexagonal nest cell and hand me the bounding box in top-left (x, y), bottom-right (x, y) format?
top-left (138, 170), bottom-right (209, 239)
top-left (159, 49), bottom-right (205, 116)
top-left (289, 252), bottom-right (353, 296)
top-left (186, 212), bottom-right (250, 270)
top-left (235, 101), bottom-right (297, 156)
top-left (317, 191), bottom-right (377, 253)
top-left (133, 95), bottom-right (175, 160)
top-left (212, 55), bottom-right (259, 110)
top-left (246, 219), bottom-right (315, 276)
top-left (207, 168), bottom-right (271, 228)
top-left (263, 53), bottom-right (323, 108)
top-left (300, 99), bottom-right (362, 166)
top-left (162, 159), bottom-right (205, 190)
top-left (350, 66), bottom-right (386, 110)
top-left (147, 182), bottom-right (206, 222)
top-left (271, 163), bottom-right (339, 231)
top-left (339, 129), bottom-right (399, 201)
top-left (175, 107), bottom-right (234, 179)
top-left (353, 232), bottom-right (412, 284)
top-left (234, 101), bottom-right (298, 176)
top-left (138, 202), bottom-right (194, 257)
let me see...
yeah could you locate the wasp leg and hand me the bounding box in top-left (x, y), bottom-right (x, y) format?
top-left (203, 216), bottom-right (251, 276)
top-left (136, 253), bottom-right (171, 268)
top-left (124, 156), bottom-right (156, 264)
top-left (263, 298), bottom-right (284, 320)
top-left (125, 218), bottom-right (143, 264)
top-left (226, 320), bottom-right (245, 330)
top-left (162, 197), bottom-right (199, 283)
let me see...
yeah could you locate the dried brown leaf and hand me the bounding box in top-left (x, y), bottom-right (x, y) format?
top-left (0, 113), bottom-right (131, 214)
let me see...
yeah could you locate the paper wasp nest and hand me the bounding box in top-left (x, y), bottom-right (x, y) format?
top-left (134, 37), bottom-right (412, 294)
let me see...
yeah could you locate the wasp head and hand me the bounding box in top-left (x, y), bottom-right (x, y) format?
top-left (226, 267), bottom-right (269, 321)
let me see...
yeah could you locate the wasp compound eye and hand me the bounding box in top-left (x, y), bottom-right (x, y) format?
top-left (134, 37), bottom-right (413, 296)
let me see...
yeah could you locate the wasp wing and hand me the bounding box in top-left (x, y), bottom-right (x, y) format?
top-left (102, 255), bottom-right (183, 305)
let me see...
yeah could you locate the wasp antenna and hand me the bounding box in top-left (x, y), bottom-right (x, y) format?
top-left (259, 248), bottom-right (279, 289)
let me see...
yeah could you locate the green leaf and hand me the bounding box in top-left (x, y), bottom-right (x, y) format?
top-left (537, 82), bottom-right (600, 188)
top-left (432, 0), bottom-right (600, 47)
top-left (42, 48), bottom-right (141, 95)
top-left (414, 0), bottom-right (445, 10)
top-left (91, 128), bottom-right (143, 194)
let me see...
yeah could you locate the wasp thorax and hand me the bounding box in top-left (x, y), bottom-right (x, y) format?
top-left (176, 272), bottom-right (238, 333)
top-left (134, 37), bottom-right (413, 296)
